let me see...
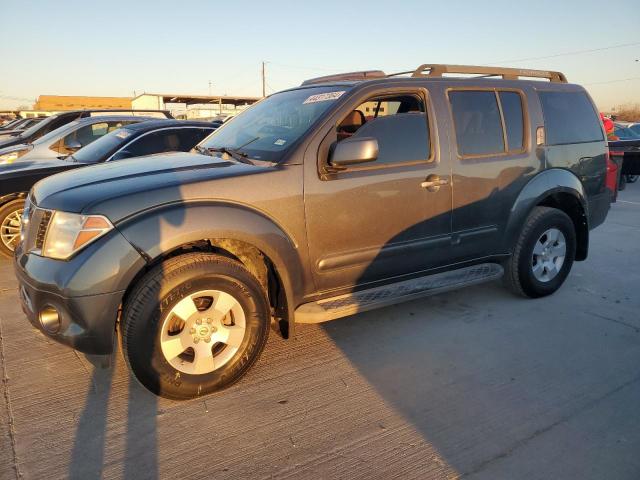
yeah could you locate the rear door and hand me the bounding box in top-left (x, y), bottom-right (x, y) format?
top-left (447, 87), bottom-right (537, 261)
top-left (303, 85), bottom-right (453, 294)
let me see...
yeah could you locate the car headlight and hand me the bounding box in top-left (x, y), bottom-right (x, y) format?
top-left (42, 211), bottom-right (113, 260)
top-left (0, 147), bottom-right (31, 165)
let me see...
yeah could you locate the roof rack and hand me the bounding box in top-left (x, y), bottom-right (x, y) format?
top-left (410, 64), bottom-right (567, 83)
top-left (301, 70), bottom-right (387, 86)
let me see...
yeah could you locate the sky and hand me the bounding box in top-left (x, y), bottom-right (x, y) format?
top-left (1, 0), bottom-right (639, 111)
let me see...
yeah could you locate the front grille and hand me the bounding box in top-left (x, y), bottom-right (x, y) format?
top-left (22, 205), bottom-right (53, 254)
top-left (35, 210), bottom-right (52, 249)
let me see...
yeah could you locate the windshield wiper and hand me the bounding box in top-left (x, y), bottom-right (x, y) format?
top-left (206, 146), bottom-right (252, 164)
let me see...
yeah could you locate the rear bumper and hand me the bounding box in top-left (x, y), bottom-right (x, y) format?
top-left (621, 153), bottom-right (640, 175)
top-left (588, 191), bottom-right (611, 231)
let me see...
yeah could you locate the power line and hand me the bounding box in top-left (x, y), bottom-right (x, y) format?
top-left (490, 41), bottom-right (640, 65)
top-left (583, 76), bottom-right (640, 86)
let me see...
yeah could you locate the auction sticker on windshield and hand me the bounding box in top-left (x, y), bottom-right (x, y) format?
top-left (303, 91), bottom-right (346, 104)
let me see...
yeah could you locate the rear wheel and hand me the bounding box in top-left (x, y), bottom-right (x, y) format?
top-left (0, 199), bottom-right (24, 258)
top-left (618, 172), bottom-right (627, 191)
top-left (504, 206), bottom-right (576, 298)
top-left (122, 253), bottom-right (270, 399)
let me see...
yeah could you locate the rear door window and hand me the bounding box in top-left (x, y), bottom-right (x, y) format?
top-left (449, 91), bottom-right (504, 156)
top-left (499, 92), bottom-right (525, 151)
top-left (539, 91), bottom-right (603, 145)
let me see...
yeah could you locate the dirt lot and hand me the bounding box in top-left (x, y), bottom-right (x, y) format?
top-left (1, 184), bottom-right (639, 480)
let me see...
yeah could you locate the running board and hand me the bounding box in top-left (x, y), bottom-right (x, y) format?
top-left (295, 263), bottom-right (503, 324)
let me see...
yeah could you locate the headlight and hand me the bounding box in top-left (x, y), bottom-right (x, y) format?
top-left (42, 211), bottom-right (113, 260)
top-left (0, 147), bottom-right (30, 164)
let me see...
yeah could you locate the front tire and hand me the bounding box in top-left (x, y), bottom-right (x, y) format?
top-left (504, 206), bottom-right (576, 298)
top-left (122, 253), bottom-right (270, 399)
top-left (0, 199), bottom-right (25, 258)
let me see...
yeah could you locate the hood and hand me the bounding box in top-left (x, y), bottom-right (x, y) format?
top-left (0, 156), bottom-right (71, 175)
top-left (32, 151), bottom-right (273, 221)
top-left (0, 135), bottom-right (25, 149)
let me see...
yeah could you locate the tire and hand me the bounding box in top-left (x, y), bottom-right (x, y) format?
top-left (504, 206), bottom-right (576, 298)
top-left (626, 175), bottom-right (638, 184)
top-left (0, 199), bottom-right (25, 259)
top-left (122, 253), bottom-right (270, 399)
top-left (618, 172), bottom-right (627, 191)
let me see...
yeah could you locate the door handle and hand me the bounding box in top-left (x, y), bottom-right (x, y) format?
top-left (421, 175), bottom-right (449, 192)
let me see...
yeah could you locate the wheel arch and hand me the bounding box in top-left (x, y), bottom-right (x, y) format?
top-left (0, 191), bottom-right (27, 207)
top-left (504, 169), bottom-right (589, 261)
top-left (116, 202), bottom-right (305, 338)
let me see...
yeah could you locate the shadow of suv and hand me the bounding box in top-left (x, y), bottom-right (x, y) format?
top-left (13, 64), bottom-right (613, 399)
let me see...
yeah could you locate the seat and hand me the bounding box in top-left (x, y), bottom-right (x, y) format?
top-left (337, 110), bottom-right (366, 141)
top-left (164, 133), bottom-right (180, 151)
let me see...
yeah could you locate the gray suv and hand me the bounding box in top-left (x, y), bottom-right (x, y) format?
top-left (14, 64), bottom-right (613, 399)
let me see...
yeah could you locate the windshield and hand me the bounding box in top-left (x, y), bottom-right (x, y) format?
top-left (71, 127), bottom-right (134, 163)
top-left (32, 120), bottom-right (82, 145)
top-left (199, 86), bottom-right (350, 162)
top-left (18, 115), bottom-right (57, 139)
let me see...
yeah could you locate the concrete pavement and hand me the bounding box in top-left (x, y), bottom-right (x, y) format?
top-left (0, 184), bottom-right (639, 479)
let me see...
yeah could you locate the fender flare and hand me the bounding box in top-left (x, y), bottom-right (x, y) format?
top-left (116, 201), bottom-right (305, 334)
top-left (503, 168), bottom-right (588, 255)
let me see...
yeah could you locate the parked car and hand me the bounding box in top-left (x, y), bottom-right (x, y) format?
top-left (0, 117), bottom-right (44, 137)
top-left (627, 123), bottom-right (640, 136)
top-left (0, 109), bottom-right (173, 150)
top-left (14, 64), bottom-right (612, 399)
top-left (613, 122), bottom-right (640, 141)
top-left (609, 135), bottom-right (640, 190)
top-left (0, 115), bottom-right (150, 165)
top-left (0, 120), bottom-right (216, 257)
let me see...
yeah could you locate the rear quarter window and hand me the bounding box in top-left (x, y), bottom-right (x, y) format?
top-left (539, 91), bottom-right (603, 145)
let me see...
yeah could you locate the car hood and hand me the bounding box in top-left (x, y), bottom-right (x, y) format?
top-left (0, 156), bottom-right (73, 176)
top-left (32, 151), bottom-right (274, 221)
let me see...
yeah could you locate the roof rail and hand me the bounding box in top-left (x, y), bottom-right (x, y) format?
top-left (301, 70), bottom-right (387, 86)
top-left (411, 64), bottom-right (568, 83)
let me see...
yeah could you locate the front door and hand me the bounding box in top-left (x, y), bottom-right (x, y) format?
top-left (303, 86), bottom-right (453, 294)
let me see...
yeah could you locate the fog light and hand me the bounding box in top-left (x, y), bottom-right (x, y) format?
top-left (39, 306), bottom-right (61, 334)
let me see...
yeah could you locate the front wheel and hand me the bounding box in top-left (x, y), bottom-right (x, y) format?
top-left (122, 253), bottom-right (270, 399)
top-left (0, 199), bottom-right (25, 258)
top-left (504, 206), bottom-right (576, 298)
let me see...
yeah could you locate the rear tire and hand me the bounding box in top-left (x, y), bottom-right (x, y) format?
top-left (618, 172), bottom-right (627, 191)
top-left (504, 206), bottom-right (576, 298)
top-left (0, 199), bottom-right (25, 258)
top-left (122, 253), bottom-right (270, 399)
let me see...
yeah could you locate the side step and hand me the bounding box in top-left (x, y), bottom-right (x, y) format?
top-left (295, 263), bottom-right (503, 324)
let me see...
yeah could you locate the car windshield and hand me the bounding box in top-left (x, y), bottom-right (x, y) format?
top-left (17, 115), bottom-right (57, 139)
top-left (32, 120), bottom-right (81, 145)
top-left (71, 127), bottom-right (134, 163)
top-left (199, 86), bottom-right (350, 162)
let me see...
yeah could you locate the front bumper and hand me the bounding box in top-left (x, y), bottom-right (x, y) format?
top-left (13, 229), bottom-right (146, 355)
top-left (16, 272), bottom-right (123, 354)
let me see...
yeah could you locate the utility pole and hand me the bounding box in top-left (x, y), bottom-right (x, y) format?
top-left (208, 80), bottom-right (213, 97)
top-left (261, 61), bottom-right (266, 98)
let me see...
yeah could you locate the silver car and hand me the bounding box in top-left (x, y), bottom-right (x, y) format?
top-left (0, 115), bottom-right (158, 165)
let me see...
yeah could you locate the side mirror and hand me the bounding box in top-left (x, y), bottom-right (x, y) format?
top-left (330, 137), bottom-right (378, 167)
top-left (110, 150), bottom-right (132, 161)
top-left (63, 137), bottom-right (82, 151)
